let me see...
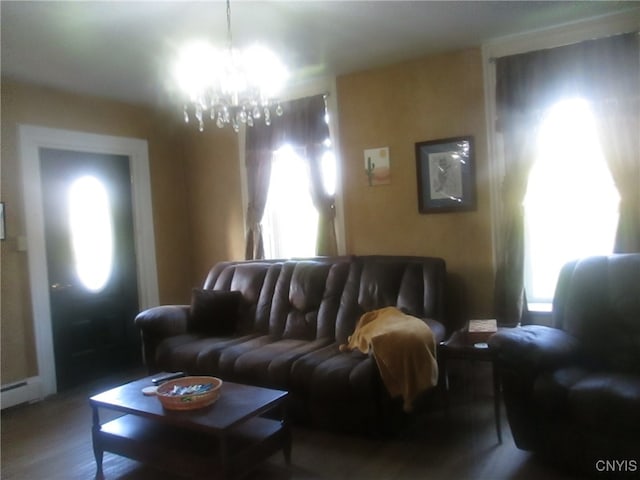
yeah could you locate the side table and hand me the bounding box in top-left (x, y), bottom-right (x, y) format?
top-left (438, 328), bottom-right (502, 443)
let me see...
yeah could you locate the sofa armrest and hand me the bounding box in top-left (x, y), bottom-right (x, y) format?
top-left (135, 305), bottom-right (190, 337)
top-left (489, 325), bottom-right (583, 375)
top-left (134, 305), bottom-right (190, 371)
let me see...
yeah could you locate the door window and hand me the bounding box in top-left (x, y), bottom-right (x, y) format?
top-left (68, 175), bottom-right (114, 292)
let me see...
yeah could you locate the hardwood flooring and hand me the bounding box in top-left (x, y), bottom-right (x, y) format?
top-left (1, 363), bottom-right (579, 480)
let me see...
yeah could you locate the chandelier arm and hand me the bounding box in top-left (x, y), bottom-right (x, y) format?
top-left (226, 0), bottom-right (233, 53)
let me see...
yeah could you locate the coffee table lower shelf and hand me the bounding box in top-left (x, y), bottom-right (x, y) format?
top-left (94, 414), bottom-right (287, 479)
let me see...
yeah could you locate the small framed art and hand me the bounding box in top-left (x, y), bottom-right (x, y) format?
top-left (415, 136), bottom-right (476, 213)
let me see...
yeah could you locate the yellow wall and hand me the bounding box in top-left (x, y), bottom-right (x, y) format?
top-left (182, 128), bottom-right (244, 283)
top-left (0, 80), bottom-right (194, 383)
top-left (0, 45), bottom-right (494, 386)
top-left (336, 48), bottom-right (494, 323)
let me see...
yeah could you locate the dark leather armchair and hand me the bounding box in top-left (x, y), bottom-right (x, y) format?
top-left (489, 254), bottom-right (640, 475)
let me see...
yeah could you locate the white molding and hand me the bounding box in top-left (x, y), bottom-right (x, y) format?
top-left (18, 125), bottom-right (159, 397)
top-left (485, 8), bottom-right (639, 60)
top-left (0, 377), bottom-right (43, 409)
top-left (325, 76), bottom-right (347, 256)
top-left (238, 125), bottom-right (249, 245)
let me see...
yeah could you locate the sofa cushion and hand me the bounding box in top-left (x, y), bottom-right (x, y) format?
top-left (193, 334), bottom-right (264, 375)
top-left (155, 333), bottom-right (258, 374)
top-left (489, 325), bottom-right (582, 374)
top-left (189, 289), bottom-right (242, 335)
top-left (568, 372), bottom-right (640, 434)
top-left (535, 368), bottom-right (640, 434)
top-left (267, 261), bottom-right (349, 341)
top-left (230, 338), bottom-right (333, 388)
top-left (559, 255), bottom-right (640, 372)
top-left (534, 367), bottom-right (590, 415)
top-left (204, 262), bottom-right (282, 335)
top-left (271, 262), bottom-right (332, 340)
top-left (216, 335), bottom-right (280, 378)
top-left (425, 318), bottom-right (446, 343)
top-left (289, 343), bottom-right (382, 431)
top-left (155, 333), bottom-right (206, 373)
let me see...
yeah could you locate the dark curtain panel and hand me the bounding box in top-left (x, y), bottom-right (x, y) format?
top-left (244, 94), bottom-right (336, 259)
top-left (493, 32), bottom-right (639, 325)
top-left (244, 126), bottom-right (273, 260)
top-left (493, 119), bottom-right (539, 326)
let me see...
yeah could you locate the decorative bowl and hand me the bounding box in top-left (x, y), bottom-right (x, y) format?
top-left (156, 376), bottom-right (223, 410)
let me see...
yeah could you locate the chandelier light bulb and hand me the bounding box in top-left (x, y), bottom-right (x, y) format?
top-left (175, 0), bottom-right (287, 132)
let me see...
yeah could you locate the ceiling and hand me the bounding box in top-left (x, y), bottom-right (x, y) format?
top-left (1, 1), bottom-right (636, 110)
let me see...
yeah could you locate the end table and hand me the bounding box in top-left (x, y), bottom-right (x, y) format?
top-left (438, 328), bottom-right (502, 443)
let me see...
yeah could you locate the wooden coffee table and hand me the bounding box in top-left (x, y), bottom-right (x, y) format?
top-left (89, 375), bottom-right (291, 479)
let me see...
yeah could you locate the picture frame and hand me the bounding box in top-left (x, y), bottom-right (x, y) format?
top-left (415, 136), bottom-right (476, 213)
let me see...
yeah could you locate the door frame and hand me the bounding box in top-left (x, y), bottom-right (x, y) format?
top-left (19, 125), bottom-right (159, 397)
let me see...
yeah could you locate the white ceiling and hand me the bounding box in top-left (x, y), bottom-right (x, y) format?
top-left (1, 1), bottom-right (636, 110)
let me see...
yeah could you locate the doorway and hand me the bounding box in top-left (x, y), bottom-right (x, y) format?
top-left (39, 148), bottom-right (141, 389)
top-left (19, 126), bottom-right (159, 397)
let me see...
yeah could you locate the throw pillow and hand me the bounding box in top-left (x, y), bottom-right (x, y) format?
top-left (189, 289), bottom-right (242, 335)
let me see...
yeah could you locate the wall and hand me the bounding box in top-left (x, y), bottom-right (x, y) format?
top-left (182, 127), bottom-right (244, 284)
top-left (0, 80), bottom-right (192, 384)
top-left (336, 48), bottom-right (494, 323)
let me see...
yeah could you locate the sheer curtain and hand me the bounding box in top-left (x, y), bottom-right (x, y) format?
top-left (597, 102), bottom-right (640, 253)
top-left (493, 32), bottom-right (639, 326)
top-left (244, 94), bottom-right (337, 259)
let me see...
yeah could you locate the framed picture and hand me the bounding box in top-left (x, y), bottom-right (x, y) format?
top-left (415, 136), bottom-right (476, 213)
top-left (363, 147), bottom-right (391, 186)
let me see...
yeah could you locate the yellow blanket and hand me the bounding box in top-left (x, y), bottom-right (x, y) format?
top-left (340, 306), bottom-right (438, 412)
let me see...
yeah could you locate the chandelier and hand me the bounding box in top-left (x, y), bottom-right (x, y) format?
top-left (174, 0), bottom-right (287, 132)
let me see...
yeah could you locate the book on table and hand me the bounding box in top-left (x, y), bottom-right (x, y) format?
top-left (467, 319), bottom-right (497, 345)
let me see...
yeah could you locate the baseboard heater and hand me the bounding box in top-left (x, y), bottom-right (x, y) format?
top-left (1, 377), bottom-right (42, 409)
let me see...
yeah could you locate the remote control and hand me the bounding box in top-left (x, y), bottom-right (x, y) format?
top-left (152, 372), bottom-right (186, 385)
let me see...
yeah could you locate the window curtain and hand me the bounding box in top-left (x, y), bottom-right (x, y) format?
top-left (244, 94), bottom-right (336, 259)
top-left (493, 119), bottom-right (539, 326)
top-left (596, 100), bottom-right (640, 253)
top-left (493, 32), bottom-right (639, 326)
top-left (244, 125), bottom-right (273, 260)
top-left (307, 143), bottom-right (338, 256)
top-left (592, 35), bottom-right (640, 253)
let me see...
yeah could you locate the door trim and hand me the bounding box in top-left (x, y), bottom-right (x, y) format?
top-left (19, 125), bottom-right (159, 397)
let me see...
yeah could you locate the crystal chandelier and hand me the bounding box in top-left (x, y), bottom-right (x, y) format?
top-left (175, 0), bottom-right (287, 132)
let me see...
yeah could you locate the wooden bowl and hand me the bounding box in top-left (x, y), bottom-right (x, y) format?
top-left (156, 376), bottom-right (223, 411)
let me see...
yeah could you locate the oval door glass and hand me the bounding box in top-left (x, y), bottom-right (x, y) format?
top-left (68, 175), bottom-right (114, 292)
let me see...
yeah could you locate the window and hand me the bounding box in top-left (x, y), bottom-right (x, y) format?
top-left (523, 98), bottom-right (620, 307)
top-left (261, 144), bottom-right (336, 259)
top-left (68, 175), bottom-right (114, 292)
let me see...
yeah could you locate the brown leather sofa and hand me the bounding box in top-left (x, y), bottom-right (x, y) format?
top-left (489, 254), bottom-right (640, 475)
top-left (135, 255), bottom-right (449, 433)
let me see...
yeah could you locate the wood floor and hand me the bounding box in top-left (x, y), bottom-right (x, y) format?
top-left (1, 364), bottom-right (580, 480)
